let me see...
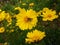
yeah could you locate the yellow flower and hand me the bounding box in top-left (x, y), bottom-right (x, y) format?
top-left (25, 29), bottom-right (46, 43)
top-left (29, 3), bottom-right (34, 7)
top-left (37, 10), bottom-right (42, 16)
top-left (0, 27), bottom-right (5, 33)
top-left (41, 8), bottom-right (58, 21)
top-left (15, 7), bottom-right (26, 14)
top-left (9, 29), bottom-right (14, 33)
top-left (5, 13), bottom-right (12, 22)
top-left (16, 7), bottom-right (38, 30)
top-left (22, 3), bottom-right (26, 5)
top-left (5, 13), bottom-right (12, 26)
top-left (59, 12), bottom-right (60, 15)
top-left (0, 9), bottom-right (2, 11)
top-left (3, 42), bottom-right (9, 45)
top-left (20, 0), bottom-right (22, 3)
top-left (0, 11), bottom-right (6, 21)
top-left (42, 8), bottom-right (49, 13)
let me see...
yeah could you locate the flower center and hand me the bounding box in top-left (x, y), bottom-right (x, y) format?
top-left (24, 16), bottom-right (32, 22)
top-left (47, 15), bottom-right (52, 18)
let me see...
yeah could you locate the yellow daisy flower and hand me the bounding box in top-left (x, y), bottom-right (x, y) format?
top-left (42, 8), bottom-right (50, 13)
top-left (29, 3), bottom-right (34, 7)
top-left (22, 3), bottom-right (26, 5)
top-left (15, 7), bottom-right (38, 30)
top-left (0, 27), bottom-right (5, 33)
top-left (5, 13), bottom-right (12, 23)
top-left (0, 9), bottom-right (2, 11)
top-left (0, 11), bottom-right (6, 21)
top-left (9, 29), bottom-right (14, 33)
top-left (25, 29), bottom-right (46, 43)
top-left (59, 12), bottom-right (60, 15)
top-left (37, 10), bottom-right (42, 16)
top-left (41, 8), bottom-right (58, 21)
top-left (20, 0), bottom-right (22, 3)
top-left (3, 42), bottom-right (9, 45)
top-left (5, 13), bottom-right (12, 26)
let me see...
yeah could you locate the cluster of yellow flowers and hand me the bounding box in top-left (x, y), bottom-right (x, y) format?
top-left (0, 10), bottom-right (12, 23)
top-left (15, 7), bottom-right (58, 30)
top-left (0, 10), bottom-right (12, 33)
top-left (0, 7), bottom-right (59, 44)
top-left (25, 29), bottom-right (46, 43)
